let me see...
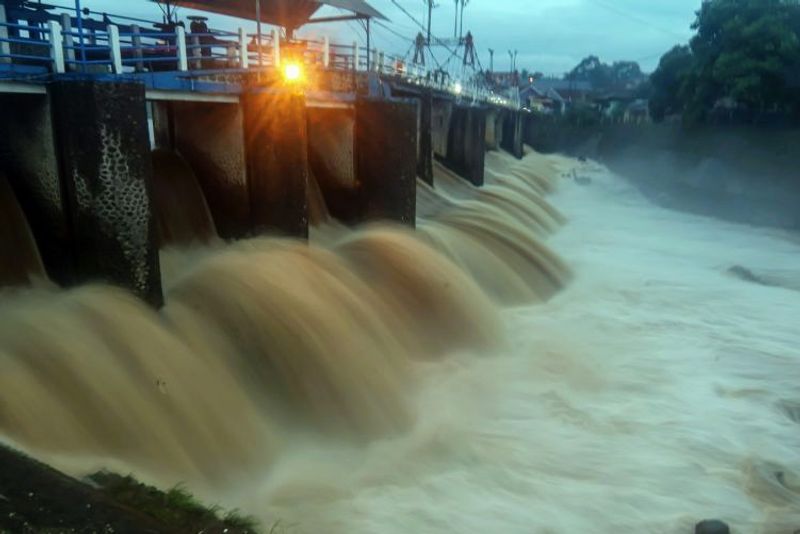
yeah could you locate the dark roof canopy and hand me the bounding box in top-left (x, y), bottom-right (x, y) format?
top-left (155, 0), bottom-right (387, 29)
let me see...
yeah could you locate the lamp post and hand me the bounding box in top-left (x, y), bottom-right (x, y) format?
top-left (255, 0), bottom-right (262, 66)
top-left (74, 0), bottom-right (86, 70)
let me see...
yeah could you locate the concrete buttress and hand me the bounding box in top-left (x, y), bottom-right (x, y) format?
top-left (49, 79), bottom-right (163, 306)
top-left (355, 96), bottom-right (417, 226)
top-left (242, 91), bottom-right (310, 238)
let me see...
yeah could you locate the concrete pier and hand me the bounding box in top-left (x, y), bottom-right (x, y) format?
top-left (150, 149), bottom-right (217, 246)
top-left (444, 105), bottom-right (487, 186)
top-left (308, 97), bottom-right (418, 226)
top-left (307, 104), bottom-right (358, 222)
top-left (0, 173), bottom-right (45, 286)
top-left (502, 110), bottom-right (524, 159)
top-left (431, 99), bottom-right (453, 162)
top-left (355, 96), bottom-right (417, 225)
top-left (391, 88), bottom-right (433, 186)
top-left (485, 109), bottom-right (503, 151)
top-left (242, 92), bottom-right (310, 238)
top-left (166, 101), bottom-right (249, 239)
top-left (0, 93), bottom-right (69, 284)
top-left (49, 80), bottom-right (162, 306)
top-left (417, 91), bottom-right (434, 185)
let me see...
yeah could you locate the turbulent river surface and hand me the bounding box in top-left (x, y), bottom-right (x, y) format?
top-left (2, 151), bottom-right (800, 533)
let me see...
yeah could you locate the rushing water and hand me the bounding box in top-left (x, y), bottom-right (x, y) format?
top-left (2, 150), bottom-right (800, 533)
top-left (238, 158), bottom-right (800, 533)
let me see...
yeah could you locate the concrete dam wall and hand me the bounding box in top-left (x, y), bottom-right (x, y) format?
top-left (526, 119), bottom-right (800, 230)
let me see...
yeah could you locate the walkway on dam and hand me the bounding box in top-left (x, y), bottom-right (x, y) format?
top-left (0, 0), bottom-right (516, 107)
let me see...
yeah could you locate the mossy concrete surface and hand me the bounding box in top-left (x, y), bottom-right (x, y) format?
top-left (0, 445), bottom-right (259, 533)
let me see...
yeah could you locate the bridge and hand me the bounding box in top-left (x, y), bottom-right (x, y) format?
top-left (0, 0), bottom-right (528, 306)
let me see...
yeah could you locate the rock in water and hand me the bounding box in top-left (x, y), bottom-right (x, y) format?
top-left (695, 519), bottom-right (730, 534)
top-left (778, 399), bottom-right (800, 424)
top-left (728, 265), bottom-right (763, 284)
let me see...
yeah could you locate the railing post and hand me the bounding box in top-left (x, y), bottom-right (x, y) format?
top-left (238, 27), bottom-right (248, 68)
top-left (176, 25), bottom-right (188, 71)
top-left (60, 12), bottom-right (75, 70)
top-left (371, 48), bottom-right (378, 72)
top-left (226, 42), bottom-right (236, 68)
top-left (0, 4), bottom-right (10, 64)
top-left (352, 42), bottom-right (359, 71)
top-left (272, 28), bottom-right (280, 66)
top-left (322, 35), bottom-right (330, 68)
top-left (190, 34), bottom-right (201, 70)
top-left (131, 24), bottom-right (144, 72)
top-left (48, 21), bottom-right (65, 73)
top-left (378, 50), bottom-right (385, 73)
top-left (108, 24), bottom-right (122, 74)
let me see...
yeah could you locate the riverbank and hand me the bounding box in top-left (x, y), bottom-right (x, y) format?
top-left (525, 120), bottom-right (800, 231)
top-left (0, 445), bottom-right (258, 533)
top-left (253, 154), bottom-right (800, 532)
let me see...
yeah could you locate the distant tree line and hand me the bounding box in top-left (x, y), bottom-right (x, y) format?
top-left (650, 0), bottom-right (800, 124)
top-left (564, 56), bottom-right (647, 94)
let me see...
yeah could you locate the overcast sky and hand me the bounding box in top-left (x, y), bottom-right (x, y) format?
top-left (72, 0), bottom-right (702, 75)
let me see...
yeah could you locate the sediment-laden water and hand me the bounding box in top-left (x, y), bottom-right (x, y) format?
top-left (1, 150), bottom-right (799, 533)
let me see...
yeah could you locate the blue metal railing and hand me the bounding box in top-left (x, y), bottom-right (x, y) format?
top-left (0, 20), bottom-right (57, 73)
top-left (0, 2), bottom-right (516, 107)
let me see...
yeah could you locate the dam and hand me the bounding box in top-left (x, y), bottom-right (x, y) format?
top-left (1, 1), bottom-right (800, 533)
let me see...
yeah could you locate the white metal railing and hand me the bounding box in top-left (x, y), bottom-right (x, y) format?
top-left (0, 13), bottom-right (517, 108)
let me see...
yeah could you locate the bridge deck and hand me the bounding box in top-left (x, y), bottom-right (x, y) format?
top-left (0, 2), bottom-right (517, 107)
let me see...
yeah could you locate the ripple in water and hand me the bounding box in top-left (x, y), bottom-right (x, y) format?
top-left (1, 150), bottom-right (799, 533)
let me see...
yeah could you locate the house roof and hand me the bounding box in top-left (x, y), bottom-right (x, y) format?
top-left (521, 84), bottom-right (567, 107)
top-left (531, 78), bottom-right (593, 93)
top-left (520, 85), bottom-right (546, 98)
top-left (154, 0), bottom-right (387, 29)
top-left (545, 88), bottom-right (565, 102)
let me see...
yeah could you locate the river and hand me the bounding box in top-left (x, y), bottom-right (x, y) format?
top-left (1, 151), bottom-right (798, 533)
top-left (250, 157), bottom-right (800, 533)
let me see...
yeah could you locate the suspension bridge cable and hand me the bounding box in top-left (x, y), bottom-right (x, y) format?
top-left (585, 0), bottom-right (686, 39)
top-left (370, 23), bottom-right (407, 51)
top-left (402, 41), bottom-right (415, 60)
top-left (384, 0), bottom-right (477, 77)
top-left (388, 0), bottom-right (459, 53)
top-left (346, 20), bottom-right (367, 46)
top-left (388, 0), bottom-right (428, 33)
top-left (374, 20), bottom-right (414, 42)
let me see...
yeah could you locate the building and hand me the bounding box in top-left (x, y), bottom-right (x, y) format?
top-left (519, 84), bottom-right (565, 114)
top-left (530, 78), bottom-right (594, 103)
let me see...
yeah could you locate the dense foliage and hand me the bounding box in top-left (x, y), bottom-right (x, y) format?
top-left (649, 45), bottom-right (695, 121)
top-left (650, 0), bottom-right (800, 123)
top-left (565, 55), bottom-right (647, 93)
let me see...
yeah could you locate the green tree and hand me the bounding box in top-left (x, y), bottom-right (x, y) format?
top-left (649, 45), bottom-right (695, 121)
top-left (610, 61), bottom-right (645, 89)
top-left (697, 0), bottom-right (800, 118)
top-left (652, 0), bottom-right (800, 123)
top-left (566, 55), bottom-right (614, 91)
top-left (566, 56), bottom-right (645, 93)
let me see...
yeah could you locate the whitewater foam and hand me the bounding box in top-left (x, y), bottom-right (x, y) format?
top-left (248, 158), bottom-right (800, 533)
top-left (2, 151), bottom-right (799, 533)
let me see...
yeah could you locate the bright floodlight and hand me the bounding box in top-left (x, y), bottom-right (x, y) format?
top-left (282, 62), bottom-right (303, 83)
top-left (454, 82), bottom-right (463, 94)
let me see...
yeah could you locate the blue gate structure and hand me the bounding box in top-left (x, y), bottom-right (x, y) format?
top-left (0, 0), bottom-right (517, 107)
top-left (0, 0), bottom-right (525, 305)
